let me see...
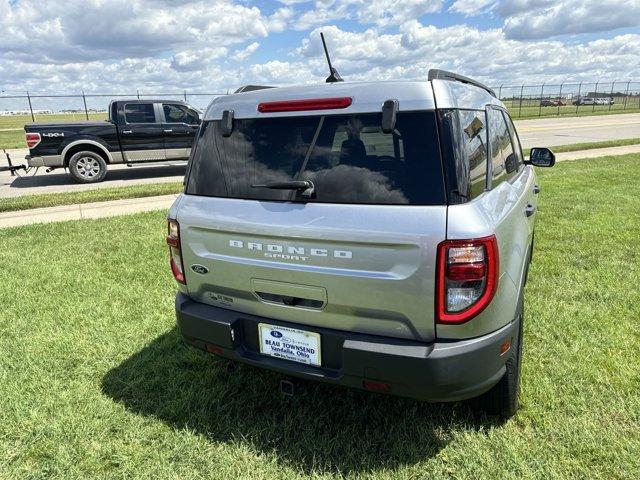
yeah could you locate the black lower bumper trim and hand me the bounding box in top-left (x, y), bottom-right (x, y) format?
top-left (175, 292), bottom-right (517, 402)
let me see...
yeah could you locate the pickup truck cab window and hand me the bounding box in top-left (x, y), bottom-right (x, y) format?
top-left (163, 103), bottom-right (199, 125)
top-left (124, 103), bottom-right (156, 124)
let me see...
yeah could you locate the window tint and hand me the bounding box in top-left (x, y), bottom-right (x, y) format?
top-left (504, 112), bottom-right (524, 172)
top-left (186, 112), bottom-right (445, 205)
top-left (438, 109), bottom-right (488, 203)
top-left (487, 108), bottom-right (516, 187)
top-left (124, 103), bottom-right (156, 123)
top-left (163, 104), bottom-right (199, 124)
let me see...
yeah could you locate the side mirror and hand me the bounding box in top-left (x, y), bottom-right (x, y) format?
top-left (528, 147), bottom-right (555, 167)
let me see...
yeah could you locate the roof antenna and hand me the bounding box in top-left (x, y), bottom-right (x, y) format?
top-left (320, 32), bottom-right (343, 83)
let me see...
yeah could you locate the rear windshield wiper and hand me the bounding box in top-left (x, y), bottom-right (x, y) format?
top-left (251, 180), bottom-right (315, 198)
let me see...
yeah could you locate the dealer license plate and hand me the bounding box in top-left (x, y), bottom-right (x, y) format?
top-left (258, 323), bottom-right (321, 366)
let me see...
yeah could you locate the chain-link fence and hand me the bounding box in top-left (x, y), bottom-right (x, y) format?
top-left (0, 91), bottom-right (225, 122)
top-left (1, 81), bottom-right (639, 150)
top-left (1, 81), bottom-right (639, 121)
top-left (491, 80), bottom-right (640, 119)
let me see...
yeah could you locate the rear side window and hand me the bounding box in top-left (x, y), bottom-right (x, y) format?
top-left (504, 113), bottom-right (524, 172)
top-left (186, 112), bottom-right (445, 205)
top-left (487, 108), bottom-right (517, 187)
top-left (124, 103), bottom-right (156, 123)
top-left (438, 109), bottom-right (488, 204)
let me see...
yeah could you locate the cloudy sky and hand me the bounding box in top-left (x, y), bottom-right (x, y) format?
top-left (0, 0), bottom-right (639, 98)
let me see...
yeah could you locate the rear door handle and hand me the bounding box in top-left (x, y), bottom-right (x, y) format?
top-left (533, 184), bottom-right (541, 194)
top-left (525, 204), bottom-right (536, 217)
top-left (122, 130), bottom-right (132, 134)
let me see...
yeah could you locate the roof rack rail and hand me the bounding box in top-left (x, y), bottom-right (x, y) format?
top-left (234, 85), bottom-right (276, 94)
top-left (428, 69), bottom-right (496, 98)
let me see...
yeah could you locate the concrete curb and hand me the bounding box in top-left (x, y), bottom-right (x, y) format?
top-left (553, 144), bottom-right (640, 162)
top-left (0, 194), bottom-right (177, 229)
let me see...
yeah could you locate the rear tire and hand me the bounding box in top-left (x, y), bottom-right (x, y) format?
top-left (475, 303), bottom-right (524, 418)
top-left (68, 151), bottom-right (108, 183)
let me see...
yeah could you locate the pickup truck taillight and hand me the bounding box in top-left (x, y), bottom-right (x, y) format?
top-left (167, 219), bottom-right (186, 284)
top-left (26, 132), bottom-right (41, 149)
top-left (436, 235), bottom-right (498, 324)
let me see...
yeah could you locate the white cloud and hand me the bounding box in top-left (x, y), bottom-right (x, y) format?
top-left (295, 0), bottom-right (442, 30)
top-left (298, 23), bottom-right (640, 83)
top-left (0, 0), bottom-right (280, 64)
top-left (496, 0), bottom-right (554, 16)
top-left (355, 0), bottom-right (443, 26)
top-left (501, 0), bottom-right (640, 39)
top-left (0, 0), bottom-right (638, 101)
top-left (231, 42), bottom-right (260, 61)
top-left (450, 0), bottom-right (496, 16)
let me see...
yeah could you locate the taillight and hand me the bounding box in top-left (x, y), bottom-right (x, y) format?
top-left (436, 235), bottom-right (498, 324)
top-left (167, 219), bottom-right (185, 284)
top-left (26, 132), bottom-right (41, 149)
top-left (257, 97), bottom-right (352, 113)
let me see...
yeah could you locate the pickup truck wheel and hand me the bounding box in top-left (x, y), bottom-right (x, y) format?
top-left (475, 302), bottom-right (523, 418)
top-left (68, 151), bottom-right (107, 183)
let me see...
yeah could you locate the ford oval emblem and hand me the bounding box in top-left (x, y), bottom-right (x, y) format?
top-left (191, 264), bottom-right (209, 275)
top-left (270, 330), bottom-right (283, 339)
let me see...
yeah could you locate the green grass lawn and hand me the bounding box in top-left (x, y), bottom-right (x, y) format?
top-left (504, 102), bottom-right (640, 119)
top-left (0, 182), bottom-right (183, 213)
top-left (0, 154), bottom-right (639, 478)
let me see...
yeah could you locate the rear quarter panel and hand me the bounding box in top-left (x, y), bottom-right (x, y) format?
top-left (439, 166), bottom-right (535, 339)
top-left (25, 123), bottom-right (119, 158)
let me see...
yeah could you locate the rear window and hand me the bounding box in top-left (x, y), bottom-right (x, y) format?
top-left (186, 112), bottom-right (445, 205)
top-left (124, 103), bottom-right (156, 123)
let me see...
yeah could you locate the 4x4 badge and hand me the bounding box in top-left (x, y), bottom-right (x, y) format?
top-left (191, 264), bottom-right (208, 274)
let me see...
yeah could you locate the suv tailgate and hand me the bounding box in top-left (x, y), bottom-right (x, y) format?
top-left (177, 196), bottom-right (445, 342)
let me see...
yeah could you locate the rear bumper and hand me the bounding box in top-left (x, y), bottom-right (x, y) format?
top-left (175, 292), bottom-right (518, 402)
top-left (26, 154), bottom-right (63, 167)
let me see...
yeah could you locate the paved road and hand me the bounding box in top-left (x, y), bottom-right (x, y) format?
top-left (514, 113), bottom-right (640, 148)
top-left (1, 148), bottom-right (185, 198)
top-left (1, 113), bottom-right (639, 198)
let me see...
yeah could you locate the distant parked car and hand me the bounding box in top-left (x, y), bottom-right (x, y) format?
top-left (572, 97), bottom-right (595, 106)
top-left (540, 99), bottom-right (565, 107)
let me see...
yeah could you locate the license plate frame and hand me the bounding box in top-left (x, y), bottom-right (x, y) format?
top-left (258, 323), bottom-right (321, 366)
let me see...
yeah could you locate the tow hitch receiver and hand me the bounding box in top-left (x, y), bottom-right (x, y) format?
top-left (280, 377), bottom-right (296, 397)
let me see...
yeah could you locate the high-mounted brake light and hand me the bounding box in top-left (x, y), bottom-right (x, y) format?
top-left (436, 235), bottom-right (499, 324)
top-left (26, 132), bottom-right (41, 149)
top-left (257, 97), bottom-right (352, 113)
top-left (166, 219), bottom-right (186, 284)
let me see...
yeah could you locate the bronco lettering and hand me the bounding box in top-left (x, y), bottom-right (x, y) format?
top-left (229, 239), bottom-right (352, 259)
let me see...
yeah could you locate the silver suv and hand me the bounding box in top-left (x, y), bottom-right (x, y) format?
top-left (167, 70), bottom-right (555, 417)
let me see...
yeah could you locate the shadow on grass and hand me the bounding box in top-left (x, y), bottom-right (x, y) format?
top-left (102, 328), bottom-right (502, 475)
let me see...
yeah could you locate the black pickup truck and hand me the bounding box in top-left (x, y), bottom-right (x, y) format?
top-left (24, 99), bottom-right (201, 183)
